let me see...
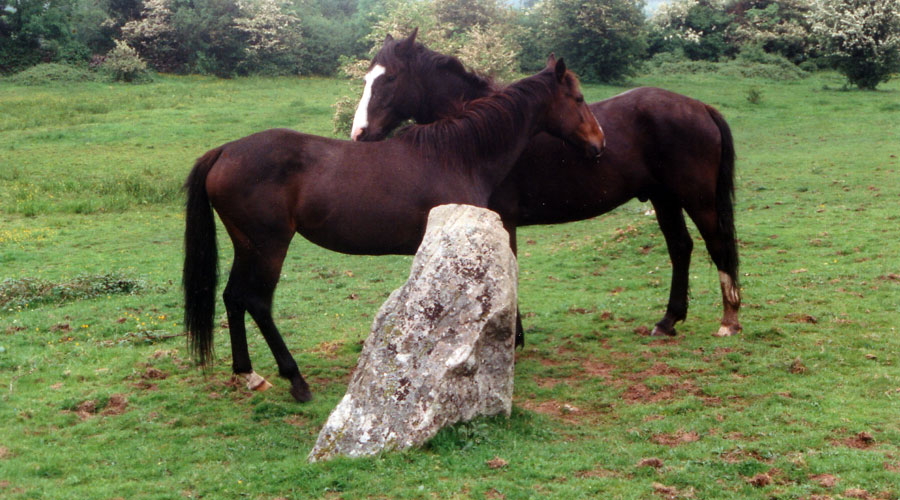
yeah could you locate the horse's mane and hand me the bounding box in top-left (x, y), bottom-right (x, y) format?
top-left (395, 68), bottom-right (558, 167)
top-left (373, 40), bottom-right (495, 95)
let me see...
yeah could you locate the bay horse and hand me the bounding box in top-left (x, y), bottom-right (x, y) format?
top-left (352, 30), bottom-right (741, 341)
top-left (183, 57), bottom-right (605, 402)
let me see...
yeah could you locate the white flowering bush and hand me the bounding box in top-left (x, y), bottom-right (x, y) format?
top-left (808, 0), bottom-right (900, 89)
top-left (120, 0), bottom-right (183, 72)
top-left (233, 0), bottom-right (303, 71)
top-left (102, 40), bottom-right (151, 82)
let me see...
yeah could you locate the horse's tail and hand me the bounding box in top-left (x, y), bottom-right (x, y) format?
top-left (707, 105), bottom-right (739, 288)
top-left (183, 147), bottom-right (222, 366)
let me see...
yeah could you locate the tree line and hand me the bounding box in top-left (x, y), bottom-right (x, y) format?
top-left (1, 0), bottom-right (898, 89)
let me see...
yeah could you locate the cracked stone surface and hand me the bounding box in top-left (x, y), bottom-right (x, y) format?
top-left (308, 204), bottom-right (518, 462)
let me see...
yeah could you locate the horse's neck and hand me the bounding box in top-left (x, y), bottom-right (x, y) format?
top-left (421, 71), bottom-right (493, 123)
top-left (462, 81), bottom-right (549, 191)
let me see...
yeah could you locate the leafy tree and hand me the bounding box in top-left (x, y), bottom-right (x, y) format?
top-left (531, 0), bottom-right (648, 82)
top-left (0, 0), bottom-right (92, 72)
top-left (808, 0), bottom-right (900, 89)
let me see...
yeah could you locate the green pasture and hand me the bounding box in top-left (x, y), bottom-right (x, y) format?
top-left (1, 70), bottom-right (899, 499)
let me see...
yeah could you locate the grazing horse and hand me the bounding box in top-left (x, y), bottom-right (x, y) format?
top-left (352, 30), bottom-right (742, 340)
top-left (183, 57), bottom-right (605, 402)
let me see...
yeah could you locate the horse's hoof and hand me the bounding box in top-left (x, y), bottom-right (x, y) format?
top-left (290, 384), bottom-right (313, 403)
top-left (289, 376), bottom-right (313, 402)
top-left (241, 371), bottom-right (273, 391)
top-left (651, 325), bottom-right (677, 337)
top-left (713, 324), bottom-right (741, 337)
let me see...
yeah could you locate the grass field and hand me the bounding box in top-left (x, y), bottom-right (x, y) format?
top-left (1, 68), bottom-right (899, 500)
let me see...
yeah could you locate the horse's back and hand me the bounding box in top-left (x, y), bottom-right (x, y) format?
top-left (593, 87), bottom-right (724, 198)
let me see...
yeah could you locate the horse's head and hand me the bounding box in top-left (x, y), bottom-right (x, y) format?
top-left (351, 28), bottom-right (424, 142)
top-left (542, 55), bottom-right (606, 159)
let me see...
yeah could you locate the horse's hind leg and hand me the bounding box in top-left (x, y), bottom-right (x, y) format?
top-left (649, 197), bottom-right (693, 336)
top-left (685, 207), bottom-right (742, 337)
top-left (225, 244), bottom-right (312, 402)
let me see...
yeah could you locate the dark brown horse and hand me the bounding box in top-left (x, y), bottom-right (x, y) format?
top-left (183, 57), bottom-right (605, 402)
top-left (352, 30), bottom-right (741, 341)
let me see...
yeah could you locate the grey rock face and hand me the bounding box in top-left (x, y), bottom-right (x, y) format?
top-left (308, 204), bottom-right (518, 462)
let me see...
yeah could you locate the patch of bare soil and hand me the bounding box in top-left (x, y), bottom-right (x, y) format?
top-left (648, 337), bottom-right (681, 347)
top-left (486, 456), bottom-right (508, 469)
top-left (283, 415), bottom-right (307, 427)
top-left (312, 340), bottom-right (345, 359)
top-left (809, 474), bottom-right (837, 488)
top-left (0, 446), bottom-right (10, 459)
top-left (142, 367), bottom-right (168, 380)
top-left (637, 457), bottom-right (664, 468)
top-left (517, 399), bottom-right (591, 425)
top-left (485, 488), bottom-right (505, 499)
top-left (74, 400), bottom-right (98, 420)
top-left (651, 430), bottom-right (700, 446)
top-left (574, 467), bottom-right (622, 479)
top-left (101, 394), bottom-right (128, 416)
top-left (747, 473), bottom-right (772, 487)
top-left (835, 431), bottom-right (876, 450)
top-left (786, 313), bottom-right (818, 324)
top-left (652, 482), bottom-right (695, 499)
top-left (842, 488), bottom-right (874, 500)
top-left (622, 380), bottom-right (698, 404)
top-left (720, 448), bottom-right (773, 464)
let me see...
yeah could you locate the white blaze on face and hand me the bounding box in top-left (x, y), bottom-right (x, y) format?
top-left (351, 64), bottom-right (387, 141)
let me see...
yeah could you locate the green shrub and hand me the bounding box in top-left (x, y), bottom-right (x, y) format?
top-left (6, 63), bottom-right (98, 85)
top-left (0, 272), bottom-right (148, 312)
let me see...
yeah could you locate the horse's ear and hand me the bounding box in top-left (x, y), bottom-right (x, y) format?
top-left (397, 27), bottom-right (418, 55)
top-left (554, 57), bottom-right (567, 83)
top-left (384, 33), bottom-right (394, 44)
top-left (546, 53), bottom-right (557, 68)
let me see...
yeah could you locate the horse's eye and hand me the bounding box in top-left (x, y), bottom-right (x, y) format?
top-left (385, 74), bottom-right (397, 82)
top-left (575, 95), bottom-right (584, 103)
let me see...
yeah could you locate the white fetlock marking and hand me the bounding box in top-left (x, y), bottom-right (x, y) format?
top-left (350, 64), bottom-right (386, 140)
top-left (718, 271), bottom-right (740, 305)
top-left (241, 371), bottom-right (273, 391)
top-left (713, 325), bottom-right (735, 337)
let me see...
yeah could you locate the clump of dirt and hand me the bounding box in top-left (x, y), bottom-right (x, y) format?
top-left (836, 431), bottom-right (875, 449)
top-left (651, 482), bottom-right (694, 499)
top-left (142, 367), bottom-right (168, 380)
top-left (486, 456), bottom-right (508, 469)
top-left (0, 446), bottom-right (10, 459)
top-left (651, 430), bottom-right (700, 446)
top-left (786, 313), bottom-right (818, 324)
top-left (622, 380), bottom-right (698, 405)
top-left (747, 473), bottom-right (772, 487)
top-left (101, 394), bottom-right (128, 416)
top-left (517, 398), bottom-right (594, 425)
top-left (312, 340), bottom-right (345, 359)
top-left (633, 326), bottom-right (652, 336)
top-left (74, 400), bottom-right (98, 420)
top-left (809, 474), bottom-right (837, 488)
top-left (637, 457), bottom-right (664, 468)
top-left (790, 358), bottom-right (808, 374)
top-left (842, 488), bottom-right (873, 500)
top-left (575, 467), bottom-right (622, 479)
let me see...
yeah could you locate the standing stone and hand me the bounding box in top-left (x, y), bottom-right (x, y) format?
top-left (308, 204), bottom-right (518, 462)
